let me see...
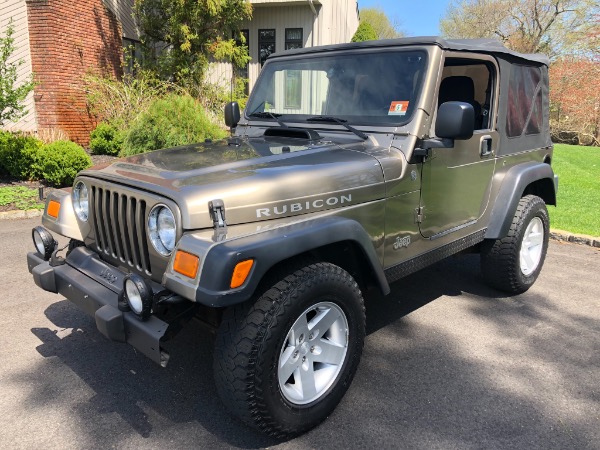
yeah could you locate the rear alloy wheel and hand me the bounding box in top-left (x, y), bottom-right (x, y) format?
top-left (481, 195), bottom-right (549, 294)
top-left (213, 263), bottom-right (365, 438)
top-left (520, 216), bottom-right (544, 276)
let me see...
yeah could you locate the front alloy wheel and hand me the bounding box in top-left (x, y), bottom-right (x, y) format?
top-left (214, 263), bottom-right (365, 438)
top-left (278, 302), bottom-right (349, 405)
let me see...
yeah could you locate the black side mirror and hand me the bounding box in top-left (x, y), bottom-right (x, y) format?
top-left (436, 101), bottom-right (474, 140)
top-left (224, 101), bottom-right (240, 129)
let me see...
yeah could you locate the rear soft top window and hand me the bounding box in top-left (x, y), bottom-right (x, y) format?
top-left (506, 65), bottom-right (543, 138)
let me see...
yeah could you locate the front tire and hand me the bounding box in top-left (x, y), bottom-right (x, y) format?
top-left (481, 195), bottom-right (549, 294)
top-left (213, 263), bottom-right (365, 438)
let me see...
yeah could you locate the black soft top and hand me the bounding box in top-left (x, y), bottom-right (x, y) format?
top-left (271, 36), bottom-right (550, 66)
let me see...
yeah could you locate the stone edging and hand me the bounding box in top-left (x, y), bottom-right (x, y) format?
top-left (0, 209), bottom-right (43, 220)
top-left (550, 230), bottom-right (600, 248)
top-left (1, 209), bottom-right (598, 248)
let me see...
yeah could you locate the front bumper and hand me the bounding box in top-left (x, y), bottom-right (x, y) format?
top-left (27, 248), bottom-right (172, 366)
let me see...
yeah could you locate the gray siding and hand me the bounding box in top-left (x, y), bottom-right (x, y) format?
top-left (237, 0), bottom-right (358, 91)
top-left (242, 5), bottom-right (317, 90)
top-left (206, 60), bottom-right (235, 89)
top-left (320, 0), bottom-right (359, 45)
top-left (103, 0), bottom-right (139, 40)
top-left (1, 0), bottom-right (37, 132)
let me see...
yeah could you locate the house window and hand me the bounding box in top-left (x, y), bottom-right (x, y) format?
top-left (123, 38), bottom-right (142, 74)
top-left (259, 29), bottom-right (276, 66)
top-left (284, 29), bottom-right (303, 108)
top-left (235, 29), bottom-right (250, 95)
top-left (285, 28), bottom-right (303, 50)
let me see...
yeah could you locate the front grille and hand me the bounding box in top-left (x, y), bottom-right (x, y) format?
top-left (90, 186), bottom-right (152, 275)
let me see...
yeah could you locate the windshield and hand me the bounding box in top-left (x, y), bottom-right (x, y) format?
top-left (245, 50), bottom-right (428, 126)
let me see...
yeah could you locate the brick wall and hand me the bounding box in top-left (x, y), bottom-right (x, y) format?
top-left (26, 0), bottom-right (123, 146)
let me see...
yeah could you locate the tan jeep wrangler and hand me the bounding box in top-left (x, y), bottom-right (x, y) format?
top-left (28, 37), bottom-right (557, 437)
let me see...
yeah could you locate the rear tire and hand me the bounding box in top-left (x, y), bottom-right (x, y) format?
top-left (213, 262), bottom-right (365, 438)
top-left (481, 195), bottom-right (549, 294)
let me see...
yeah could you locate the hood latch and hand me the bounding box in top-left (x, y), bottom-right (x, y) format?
top-left (209, 199), bottom-right (227, 231)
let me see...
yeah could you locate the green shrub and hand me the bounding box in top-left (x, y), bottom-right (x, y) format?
top-left (0, 130), bottom-right (15, 174)
top-left (0, 130), bottom-right (43, 179)
top-left (84, 70), bottom-right (175, 131)
top-left (20, 139), bottom-right (45, 180)
top-left (0, 133), bottom-right (90, 185)
top-left (39, 140), bottom-right (92, 186)
top-left (123, 93), bottom-right (227, 156)
top-left (89, 122), bottom-right (123, 155)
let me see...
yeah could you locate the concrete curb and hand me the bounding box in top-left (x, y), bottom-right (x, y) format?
top-left (550, 230), bottom-right (600, 248)
top-left (1, 208), bottom-right (598, 248)
top-left (0, 209), bottom-right (43, 220)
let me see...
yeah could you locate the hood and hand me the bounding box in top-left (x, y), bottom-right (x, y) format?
top-left (81, 137), bottom-right (386, 229)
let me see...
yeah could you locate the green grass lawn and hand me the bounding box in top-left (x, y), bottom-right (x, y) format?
top-left (548, 144), bottom-right (600, 237)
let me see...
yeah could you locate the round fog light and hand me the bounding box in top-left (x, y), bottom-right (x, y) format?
top-left (32, 226), bottom-right (56, 261)
top-left (123, 274), bottom-right (153, 321)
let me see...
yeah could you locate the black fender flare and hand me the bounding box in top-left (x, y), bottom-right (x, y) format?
top-left (485, 161), bottom-right (557, 240)
top-left (195, 216), bottom-right (389, 307)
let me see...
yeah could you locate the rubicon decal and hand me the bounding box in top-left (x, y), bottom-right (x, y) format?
top-left (256, 195), bottom-right (352, 218)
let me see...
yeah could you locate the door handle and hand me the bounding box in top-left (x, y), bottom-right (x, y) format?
top-left (480, 136), bottom-right (493, 157)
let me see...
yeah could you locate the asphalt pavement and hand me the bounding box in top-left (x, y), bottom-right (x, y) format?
top-left (1, 217), bottom-right (598, 449)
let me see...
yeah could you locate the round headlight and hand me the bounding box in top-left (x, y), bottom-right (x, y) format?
top-left (72, 181), bottom-right (89, 221)
top-left (148, 205), bottom-right (176, 256)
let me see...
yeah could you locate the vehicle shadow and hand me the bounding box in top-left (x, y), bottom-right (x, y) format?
top-left (15, 252), bottom-right (599, 448)
top-left (29, 307), bottom-right (274, 448)
top-left (365, 252), bottom-right (502, 334)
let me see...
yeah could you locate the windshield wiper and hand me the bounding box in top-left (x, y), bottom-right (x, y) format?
top-left (307, 116), bottom-right (368, 140)
top-left (249, 111), bottom-right (288, 128)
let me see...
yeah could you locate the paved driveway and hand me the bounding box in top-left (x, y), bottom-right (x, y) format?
top-left (1, 217), bottom-right (598, 449)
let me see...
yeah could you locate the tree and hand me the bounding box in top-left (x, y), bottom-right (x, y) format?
top-left (439, 0), bottom-right (598, 56)
top-left (0, 21), bottom-right (35, 125)
top-left (359, 8), bottom-right (404, 40)
top-left (351, 22), bottom-right (378, 42)
top-left (134, 0), bottom-right (252, 84)
top-left (550, 57), bottom-right (600, 145)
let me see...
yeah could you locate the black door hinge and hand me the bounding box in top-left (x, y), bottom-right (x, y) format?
top-left (415, 206), bottom-right (425, 224)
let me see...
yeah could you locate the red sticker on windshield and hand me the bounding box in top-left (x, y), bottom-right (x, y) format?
top-left (389, 101), bottom-right (409, 116)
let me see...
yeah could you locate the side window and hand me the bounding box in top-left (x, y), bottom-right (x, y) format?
top-left (285, 28), bottom-right (303, 50)
top-left (259, 29), bottom-right (276, 67)
top-left (438, 60), bottom-right (494, 130)
top-left (506, 65), bottom-right (543, 137)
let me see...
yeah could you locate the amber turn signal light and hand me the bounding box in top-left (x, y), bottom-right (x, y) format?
top-left (47, 200), bottom-right (60, 218)
top-left (230, 259), bottom-right (254, 289)
top-left (173, 250), bottom-right (200, 279)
